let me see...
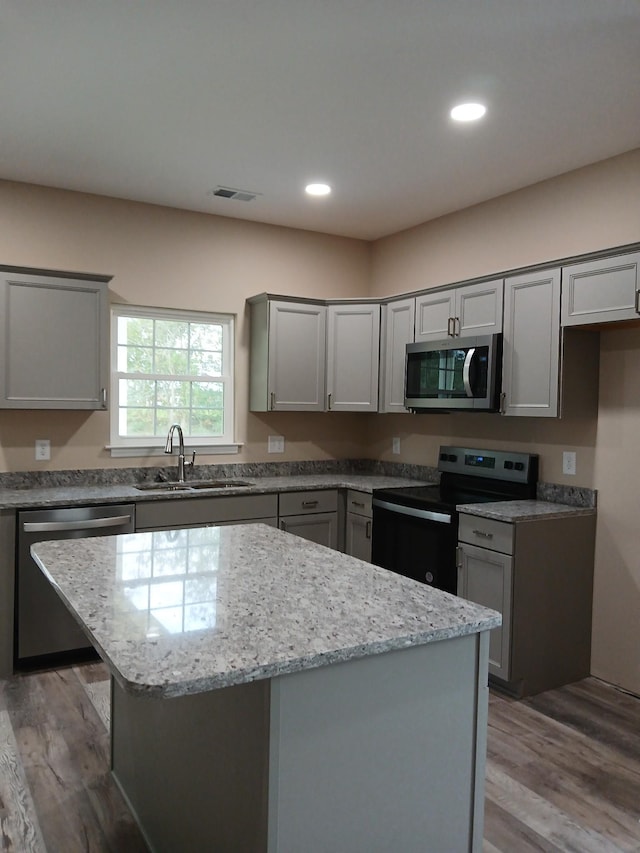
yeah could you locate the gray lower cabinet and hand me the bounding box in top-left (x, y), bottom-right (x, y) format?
top-left (344, 490), bottom-right (372, 562)
top-left (135, 494), bottom-right (278, 531)
top-left (561, 251), bottom-right (640, 326)
top-left (278, 490), bottom-right (338, 549)
top-left (457, 511), bottom-right (596, 697)
top-left (0, 270), bottom-right (109, 409)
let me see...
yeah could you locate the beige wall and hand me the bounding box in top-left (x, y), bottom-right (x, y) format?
top-left (0, 181), bottom-right (370, 470)
top-left (369, 148), bottom-right (640, 695)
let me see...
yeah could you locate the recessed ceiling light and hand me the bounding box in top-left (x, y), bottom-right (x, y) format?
top-left (305, 183), bottom-right (332, 197)
top-left (450, 103), bottom-right (487, 122)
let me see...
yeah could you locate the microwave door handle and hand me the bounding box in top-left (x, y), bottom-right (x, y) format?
top-left (462, 347), bottom-right (476, 397)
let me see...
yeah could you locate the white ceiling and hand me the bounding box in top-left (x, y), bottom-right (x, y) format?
top-left (2, 0), bottom-right (639, 240)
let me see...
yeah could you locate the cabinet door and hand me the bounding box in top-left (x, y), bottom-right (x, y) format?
top-left (0, 271), bottom-right (108, 409)
top-left (414, 290), bottom-right (456, 341)
top-left (502, 268), bottom-right (560, 417)
top-left (345, 512), bottom-right (372, 562)
top-left (561, 251), bottom-right (640, 326)
top-left (268, 301), bottom-right (326, 411)
top-left (326, 304), bottom-right (380, 412)
top-left (379, 298), bottom-right (415, 413)
top-left (279, 513), bottom-right (338, 550)
top-left (456, 279), bottom-right (503, 336)
top-left (458, 542), bottom-right (512, 681)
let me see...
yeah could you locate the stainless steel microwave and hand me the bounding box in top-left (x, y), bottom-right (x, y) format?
top-left (404, 334), bottom-right (502, 412)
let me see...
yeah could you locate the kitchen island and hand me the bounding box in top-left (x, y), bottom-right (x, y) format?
top-left (32, 523), bottom-right (500, 853)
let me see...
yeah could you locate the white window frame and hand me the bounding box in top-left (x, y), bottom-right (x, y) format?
top-left (108, 304), bottom-right (239, 458)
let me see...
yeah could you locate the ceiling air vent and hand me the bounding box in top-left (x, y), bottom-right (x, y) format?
top-left (209, 186), bottom-right (260, 202)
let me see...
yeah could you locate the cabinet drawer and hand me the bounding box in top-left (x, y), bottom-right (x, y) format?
top-left (458, 514), bottom-right (513, 555)
top-left (279, 489), bottom-right (338, 516)
top-left (345, 490), bottom-right (372, 518)
top-left (136, 494), bottom-right (278, 530)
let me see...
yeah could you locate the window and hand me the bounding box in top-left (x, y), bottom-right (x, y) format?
top-left (110, 305), bottom-right (236, 456)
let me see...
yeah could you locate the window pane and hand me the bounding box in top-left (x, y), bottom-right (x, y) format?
top-left (155, 347), bottom-right (189, 374)
top-left (190, 323), bottom-right (222, 350)
top-left (191, 381), bottom-right (223, 408)
top-left (155, 320), bottom-right (189, 348)
top-left (122, 408), bottom-right (156, 436)
top-left (120, 378), bottom-right (156, 407)
top-left (156, 409), bottom-right (190, 434)
top-left (189, 350), bottom-right (222, 375)
top-left (156, 380), bottom-right (190, 409)
top-left (119, 317), bottom-right (154, 347)
top-left (190, 409), bottom-right (223, 436)
top-left (119, 345), bottom-right (153, 373)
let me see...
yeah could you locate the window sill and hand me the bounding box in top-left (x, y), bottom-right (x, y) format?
top-left (106, 443), bottom-right (242, 459)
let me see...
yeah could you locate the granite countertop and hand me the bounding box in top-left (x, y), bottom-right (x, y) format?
top-left (457, 499), bottom-right (596, 522)
top-left (0, 473), bottom-right (430, 510)
top-left (31, 524), bottom-right (500, 699)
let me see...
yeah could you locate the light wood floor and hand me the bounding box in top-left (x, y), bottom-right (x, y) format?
top-left (1, 667), bottom-right (639, 852)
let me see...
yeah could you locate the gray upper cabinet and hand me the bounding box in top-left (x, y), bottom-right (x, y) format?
top-left (326, 303), bottom-right (380, 412)
top-left (378, 297), bottom-right (415, 413)
top-left (0, 271), bottom-right (109, 410)
top-left (415, 279), bottom-right (503, 342)
top-left (248, 296), bottom-right (326, 412)
top-left (561, 251), bottom-right (640, 326)
top-left (502, 268), bottom-right (561, 418)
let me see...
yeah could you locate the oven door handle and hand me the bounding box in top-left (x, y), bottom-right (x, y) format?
top-left (462, 347), bottom-right (476, 397)
top-left (372, 499), bottom-right (452, 524)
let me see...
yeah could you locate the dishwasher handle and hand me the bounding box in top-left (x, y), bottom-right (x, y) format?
top-left (22, 515), bottom-right (133, 534)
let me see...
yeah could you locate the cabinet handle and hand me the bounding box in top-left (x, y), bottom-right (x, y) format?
top-left (472, 529), bottom-right (494, 539)
top-left (327, 393), bottom-right (332, 410)
top-left (455, 546), bottom-right (462, 568)
top-left (499, 391), bottom-right (506, 415)
top-left (636, 290), bottom-right (640, 314)
top-left (101, 387), bottom-right (107, 408)
top-left (302, 500), bottom-right (319, 509)
top-left (351, 500), bottom-right (365, 508)
top-left (270, 391), bottom-right (275, 410)
top-left (365, 520), bottom-right (372, 539)
top-left (447, 317), bottom-right (455, 337)
top-left (454, 317), bottom-right (461, 337)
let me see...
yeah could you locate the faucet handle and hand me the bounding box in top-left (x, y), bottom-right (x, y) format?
top-left (188, 451), bottom-right (196, 469)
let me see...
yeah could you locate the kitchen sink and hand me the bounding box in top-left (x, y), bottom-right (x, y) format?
top-left (134, 479), bottom-right (253, 492)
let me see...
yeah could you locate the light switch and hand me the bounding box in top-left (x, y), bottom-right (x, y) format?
top-left (268, 435), bottom-right (285, 453)
top-left (35, 439), bottom-right (51, 461)
top-left (562, 451), bottom-right (576, 476)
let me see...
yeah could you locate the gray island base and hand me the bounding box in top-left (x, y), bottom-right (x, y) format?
top-left (32, 524), bottom-right (499, 853)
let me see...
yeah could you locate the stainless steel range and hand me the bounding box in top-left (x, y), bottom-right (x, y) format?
top-left (371, 446), bottom-right (538, 593)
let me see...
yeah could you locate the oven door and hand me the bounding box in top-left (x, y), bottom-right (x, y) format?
top-left (371, 499), bottom-right (458, 594)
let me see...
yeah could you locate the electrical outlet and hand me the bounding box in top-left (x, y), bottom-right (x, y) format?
top-left (563, 451), bottom-right (576, 476)
top-left (392, 437), bottom-right (401, 455)
top-left (268, 435), bottom-right (285, 453)
top-left (35, 439), bottom-right (51, 461)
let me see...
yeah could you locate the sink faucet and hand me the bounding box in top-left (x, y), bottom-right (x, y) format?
top-left (164, 423), bottom-right (195, 482)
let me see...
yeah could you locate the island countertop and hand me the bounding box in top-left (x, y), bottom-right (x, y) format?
top-left (31, 523), bottom-right (500, 699)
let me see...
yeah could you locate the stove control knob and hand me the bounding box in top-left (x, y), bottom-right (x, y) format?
top-left (425, 571), bottom-right (434, 584)
top-left (514, 462), bottom-right (524, 471)
top-left (504, 460), bottom-right (513, 469)
top-left (448, 454), bottom-right (457, 462)
top-left (440, 452), bottom-right (448, 461)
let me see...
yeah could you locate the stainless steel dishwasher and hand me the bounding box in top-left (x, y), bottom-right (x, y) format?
top-left (17, 503), bottom-right (135, 667)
